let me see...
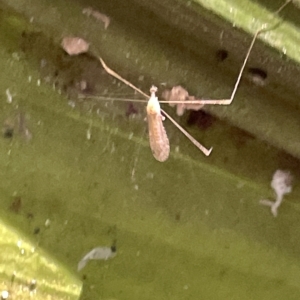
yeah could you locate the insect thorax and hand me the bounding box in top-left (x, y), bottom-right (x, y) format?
top-left (147, 92), bottom-right (161, 115)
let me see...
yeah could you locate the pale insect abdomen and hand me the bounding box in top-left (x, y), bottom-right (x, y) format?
top-left (146, 86), bottom-right (170, 162)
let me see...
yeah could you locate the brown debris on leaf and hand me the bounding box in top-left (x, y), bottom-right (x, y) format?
top-left (61, 37), bottom-right (90, 56)
top-left (162, 86), bottom-right (204, 116)
top-left (82, 7), bottom-right (110, 29)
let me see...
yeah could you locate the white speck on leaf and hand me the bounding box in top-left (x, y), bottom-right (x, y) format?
top-left (259, 170), bottom-right (293, 217)
top-left (78, 246), bottom-right (117, 271)
top-left (45, 219), bottom-right (51, 227)
top-left (6, 89), bottom-right (13, 103)
top-left (1, 290), bottom-right (9, 299)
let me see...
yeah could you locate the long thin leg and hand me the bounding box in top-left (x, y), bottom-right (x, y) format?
top-left (160, 0), bottom-right (291, 106)
top-left (226, 0), bottom-right (291, 105)
top-left (161, 109), bottom-right (212, 156)
top-left (159, 30), bottom-right (262, 106)
top-left (99, 58), bottom-right (149, 99)
top-left (100, 0), bottom-right (289, 108)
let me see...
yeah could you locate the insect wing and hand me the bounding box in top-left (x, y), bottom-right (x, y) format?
top-left (147, 112), bottom-right (170, 162)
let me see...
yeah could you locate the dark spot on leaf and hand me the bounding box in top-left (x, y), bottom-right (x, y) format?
top-left (126, 103), bottom-right (138, 117)
top-left (27, 212), bottom-right (34, 219)
top-left (229, 127), bottom-right (256, 148)
top-left (9, 197), bottom-right (22, 213)
top-left (33, 227), bottom-right (40, 235)
top-left (3, 127), bottom-right (14, 138)
top-left (187, 110), bottom-right (216, 130)
top-left (28, 279), bottom-right (37, 291)
top-left (248, 68), bottom-right (267, 86)
top-left (215, 49), bottom-right (228, 62)
top-left (219, 268), bottom-right (227, 279)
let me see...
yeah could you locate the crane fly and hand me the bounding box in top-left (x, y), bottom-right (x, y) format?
top-left (99, 58), bottom-right (213, 161)
top-left (96, 1), bottom-right (290, 162)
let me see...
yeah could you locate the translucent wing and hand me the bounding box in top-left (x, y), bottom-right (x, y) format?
top-left (147, 112), bottom-right (170, 162)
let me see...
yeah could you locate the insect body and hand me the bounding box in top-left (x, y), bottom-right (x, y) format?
top-left (147, 86), bottom-right (170, 162)
top-left (99, 58), bottom-right (212, 161)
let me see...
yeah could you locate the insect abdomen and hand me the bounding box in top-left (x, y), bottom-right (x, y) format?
top-left (147, 113), bottom-right (170, 162)
top-left (147, 90), bottom-right (170, 162)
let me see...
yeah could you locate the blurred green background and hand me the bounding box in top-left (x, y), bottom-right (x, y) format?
top-left (0, 0), bottom-right (300, 299)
